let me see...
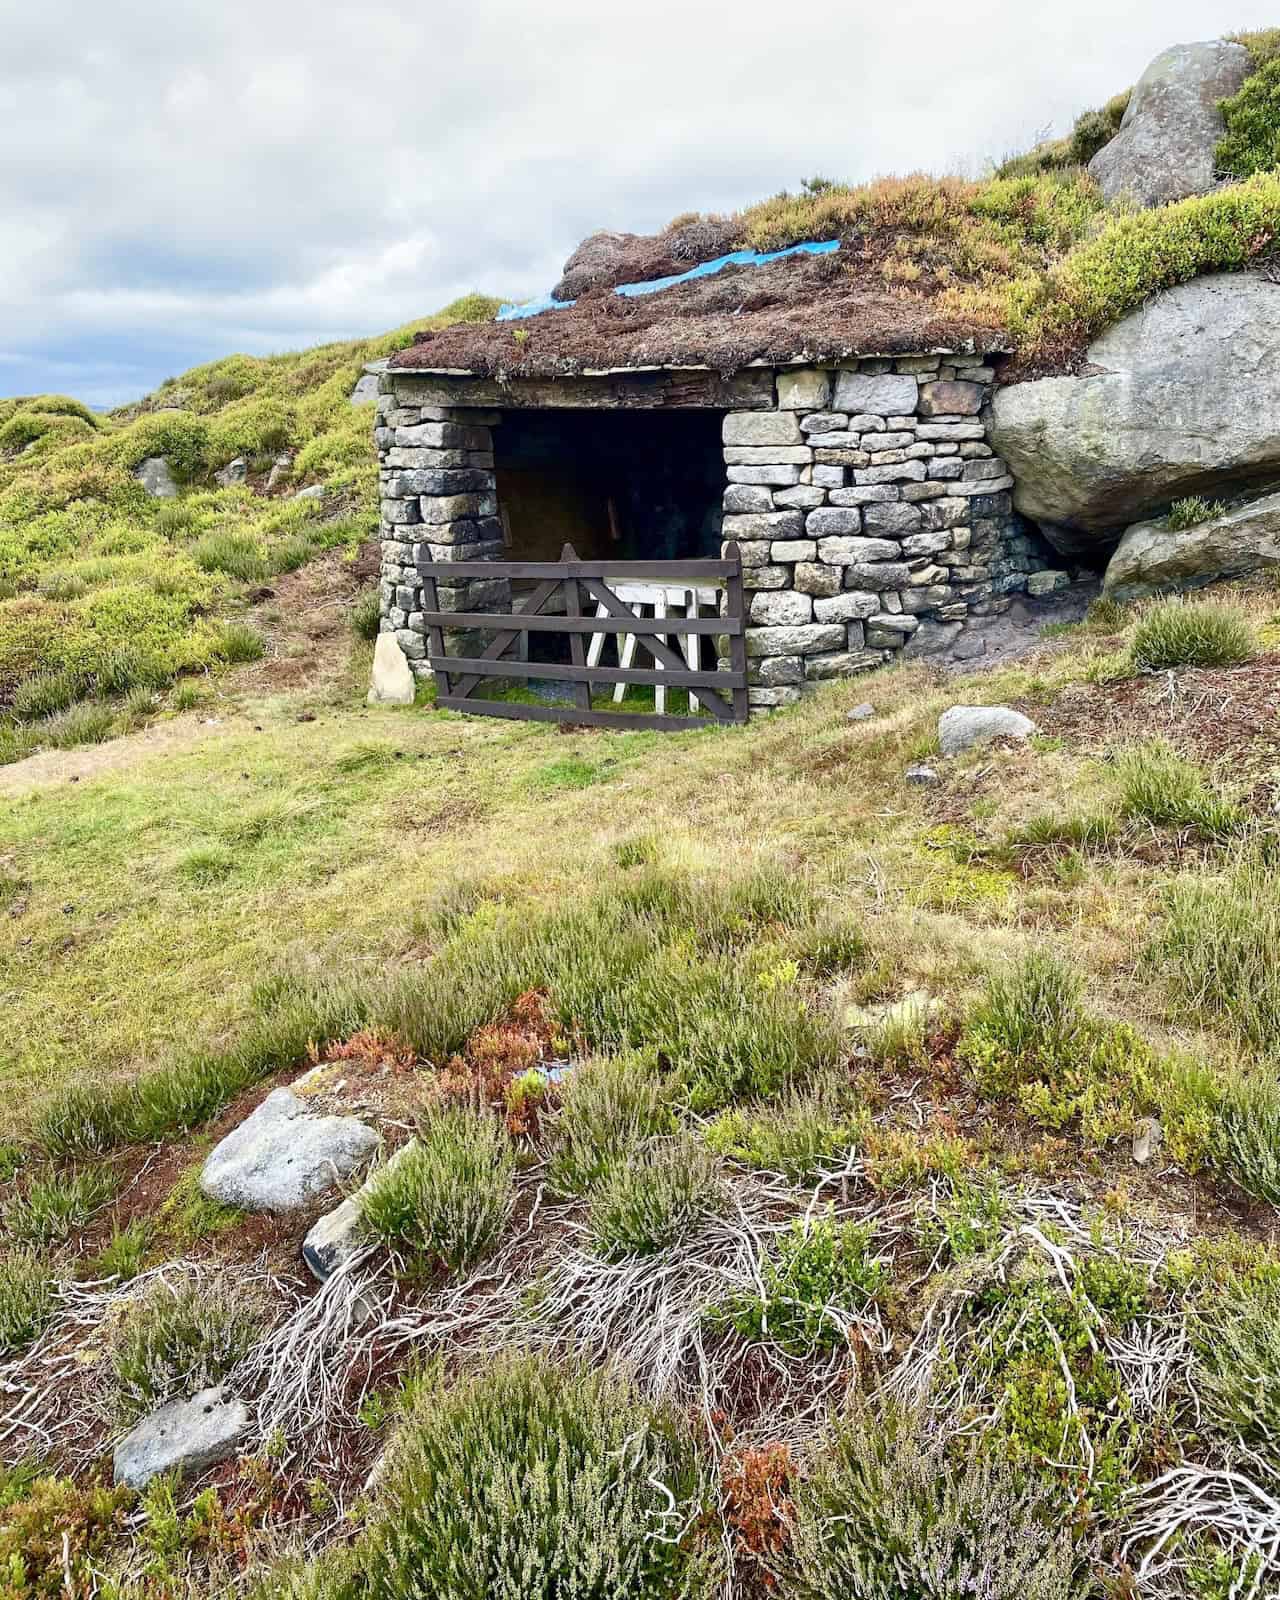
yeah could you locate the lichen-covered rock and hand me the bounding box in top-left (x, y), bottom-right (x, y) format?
top-left (134, 457), bottom-right (177, 499)
top-left (200, 1088), bottom-right (379, 1213)
top-left (114, 1387), bottom-right (249, 1490)
top-left (214, 458), bottom-right (248, 488)
top-left (991, 274), bottom-right (1280, 548)
top-left (938, 705), bottom-right (1036, 756)
top-left (1089, 40), bottom-right (1251, 208)
top-left (1104, 491), bottom-right (1280, 601)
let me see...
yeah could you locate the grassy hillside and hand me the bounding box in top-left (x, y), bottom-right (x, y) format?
top-left (5, 581), bottom-right (1280, 1595)
top-left (0, 294), bottom-right (499, 764)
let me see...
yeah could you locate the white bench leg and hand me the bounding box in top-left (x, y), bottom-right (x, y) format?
top-left (654, 597), bottom-right (668, 716)
top-left (613, 624), bottom-right (638, 703)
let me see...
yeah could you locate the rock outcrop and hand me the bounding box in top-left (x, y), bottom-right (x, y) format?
top-left (134, 458), bottom-right (178, 499)
top-left (1104, 491), bottom-right (1280, 602)
top-left (200, 1088), bottom-right (379, 1213)
top-left (1088, 40), bottom-right (1251, 208)
top-left (114, 1388), bottom-right (249, 1490)
top-left (991, 273), bottom-right (1280, 551)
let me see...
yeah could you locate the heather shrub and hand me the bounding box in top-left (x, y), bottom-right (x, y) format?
top-left (789, 1402), bottom-right (1084, 1600)
top-left (587, 1138), bottom-right (726, 1260)
top-left (703, 1087), bottom-right (867, 1183)
top-left (359, 1109), bottom-right (515, 1275)
top-left (1130, 600), bottom-right (1256, 671)
top-left (351, 1359), bottom-right (714, 1600)
top-left (0, 1252), bottom-right (57, 1357)
top-left (546, 1053), bottom-right (673, 1197)
top-left (110, 1275), bottom-right (265, 1420)
top-left (1114, 739), bottom-right (1245, 837)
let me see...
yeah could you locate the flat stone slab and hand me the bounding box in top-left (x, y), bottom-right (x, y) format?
top-left (114, 1386), bottom-right (249, 1490)
top-left (938, 705), bottom-right (1036, 757)
top-left (201, 1087), bottom-right (379, 1214)
top-left (302, 1139), bottom-right (417, 1280)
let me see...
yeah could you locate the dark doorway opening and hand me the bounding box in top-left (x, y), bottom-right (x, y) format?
top-left (492, 408), bottom-right (725, 567)
top-left (487, 408), bottom-right (728, 694)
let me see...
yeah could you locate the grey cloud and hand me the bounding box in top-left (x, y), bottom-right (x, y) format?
top-left (2, 0), bottom-right (1272, 404)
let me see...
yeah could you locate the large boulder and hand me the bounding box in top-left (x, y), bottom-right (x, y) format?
top-left (991, 273), bottom-right (1280, 552)
top-left (1089, 40), bottom-right (1251, 209)
top-left (200, 1087), bottom-right (379, 1213)
top-left (114, 1387), bottom-right (249, 1490)
top-left (1104, 490), bottom-right (1280, 601)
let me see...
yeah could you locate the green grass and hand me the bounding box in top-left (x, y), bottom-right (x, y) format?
top-left (358, 1111), bottom-right (515, 1276)
top-left (1165, 496), bottom-right (1229, 532)
top-left (1129, 600), bottom-right (1256, 671)
top-left (1113, 739), bottom-right (1245, 837)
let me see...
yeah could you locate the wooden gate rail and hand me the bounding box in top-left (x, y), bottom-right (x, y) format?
top-left (417, 541), bottom-right (748, 730)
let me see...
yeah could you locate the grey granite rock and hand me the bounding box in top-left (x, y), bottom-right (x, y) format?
top-left (200, 1088), bottom-right (379, 1213)
top-left (114, 1388), bottom-right (249, 1490)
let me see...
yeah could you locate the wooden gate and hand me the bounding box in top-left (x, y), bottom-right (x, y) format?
top-left (418, 541), bottom-right (748, 730)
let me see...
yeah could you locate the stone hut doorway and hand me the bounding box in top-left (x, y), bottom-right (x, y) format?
top-left (490, 407), bottom-right (726, 672)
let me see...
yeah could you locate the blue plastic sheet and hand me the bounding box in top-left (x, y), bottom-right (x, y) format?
top-left (495, 238), bottom-right (839, 323)
top-left (614, 239), bottom-right (839, 299)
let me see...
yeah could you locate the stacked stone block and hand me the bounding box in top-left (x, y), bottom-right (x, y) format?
top-left (723, 357), bottom-right (1058, 709)
top-left (374, 395), bottom-right (505, 675)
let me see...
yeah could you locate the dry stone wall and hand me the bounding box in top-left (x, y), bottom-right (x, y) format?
top-left (374, 358), bottom-right (1062, 694)
top-left (374, 401), bottom-right (506, 670)
top-left (725, 357), bottom-right (1060, 710)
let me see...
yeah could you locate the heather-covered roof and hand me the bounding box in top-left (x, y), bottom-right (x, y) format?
top-left (387, 219), bottom-right (1010, 380)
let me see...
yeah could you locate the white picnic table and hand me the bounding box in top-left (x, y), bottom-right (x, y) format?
top-left (585, 579), bottom-right (721, 713)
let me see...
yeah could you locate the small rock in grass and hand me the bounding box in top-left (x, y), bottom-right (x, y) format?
top-left (846, 703), bottom-right (875, 722)
top-left (200, 1087), bottom-right (379, 1214)
top-left (1132, 1117), bottom-right (1164, 1166)
top-left (368, 633), bottom-right (415, 707)
top-left (133, 457), bottom-right (178, 499)
top-left (214, 457), bottom-right (248, 488)
top-left (905, 764), bottom-right (939, 786)
top-left (302, 1141), bottom-right (418, 1281)
top-left (114, 1387), bottom-right (249, 1490)
top-left (938, 705), bottom-right (1036, 757)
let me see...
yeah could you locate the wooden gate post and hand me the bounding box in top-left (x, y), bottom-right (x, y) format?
top-left (724, 541), bottom-right (749, 725)
top-left (560, 542), bottom-right (593, 716)
top-left (420, 565), bottom-right (450, 700)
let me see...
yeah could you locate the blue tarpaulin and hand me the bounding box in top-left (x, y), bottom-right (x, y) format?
top-left (496, 239), bottom-right (840, 323)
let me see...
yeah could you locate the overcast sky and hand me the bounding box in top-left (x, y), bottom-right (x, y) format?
top-left (2, 0), bottom-right (1272, 407)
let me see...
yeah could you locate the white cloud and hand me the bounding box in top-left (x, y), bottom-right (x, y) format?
top-left (2, 0), bottom-right (1271, 403)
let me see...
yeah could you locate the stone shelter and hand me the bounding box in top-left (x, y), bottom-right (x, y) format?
top-left (374, 227), bottom-right (1065, 712)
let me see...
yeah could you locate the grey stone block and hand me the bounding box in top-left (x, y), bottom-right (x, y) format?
top-left (813, 591), bottom-right (879, 623)
top-left (723, 446), bottom-right (813, 466)
top-left (832, 371), bottom-right (919, 414)
top-left (726, 465), bottom-right (803, 486)
top-left (745, 624), bottom-right (847, 658)
top-left (772, 485), bottom-right (826, 509)
top-left (750, 590), bottom-right (813, 625)
top-left (793, 562), bottom-right (843, 597)
top-left (724, 485), bottom-right (775, 514)
top-left (722, 511), bottom-right (806, 542)
top-left (776, 370), bottom-right (832, 411)
top-left (816, 535), bottom-right (899, 565)
top-left (200, 1089), bottom-right (380, 1214)
top-left (854, 461), bottom-right (928, 485)
top-left (768, 540), bottom-right (818, 562)
top-left (114, 1389), bottom-right (250, 1491)
top-left (863, 503), bottom-right (924, 536)
top-left (722, 411), bottom-right (803, 446)
top-left (804, 648), bottom-right (885, 679)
